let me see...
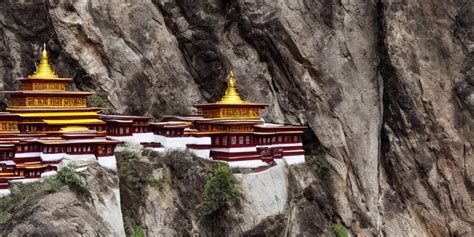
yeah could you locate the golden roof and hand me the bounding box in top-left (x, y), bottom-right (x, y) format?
top-left (217, 71), bottom-right (247, 104)
top-left (18, 111), bottom-right (99, 118)
top-left (60, 126), bottom-right (90, 132)
top-left (43, 119), bottom-right (105, 125)
top-left (29, 44), bottom-right (59, 79)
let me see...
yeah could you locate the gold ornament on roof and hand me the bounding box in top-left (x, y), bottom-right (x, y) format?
top-left (29, 44), bottom-right (59, 79)
top-left (217, 71), bottom-right (246, 104)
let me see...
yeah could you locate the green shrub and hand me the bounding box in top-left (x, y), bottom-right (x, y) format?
top-left (116, 150), bottom-right (164, 194)
top-left (331, 223), bottom-right (348, 237)
top-left (200, 164), bottom-right (239, 216)
top-left (56, 166), bottom-right (88, 194)
top-left (123, 216), bottom-right (144, 237)
top-left (134, 225), bottom-right (144, 237)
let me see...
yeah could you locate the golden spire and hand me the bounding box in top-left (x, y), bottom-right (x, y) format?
top-left (29, 44), bottom-right (59, 79)
top-left (217, 71), bottom-right (246, 104)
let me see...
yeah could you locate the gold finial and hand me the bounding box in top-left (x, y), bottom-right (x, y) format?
top-left (28, 44), bottom-right (59, 79)
top-left (217, 70), bottom-right (246, 104)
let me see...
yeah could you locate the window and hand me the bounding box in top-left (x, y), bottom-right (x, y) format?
top-left (125, 127), bottom-right (129, 134)
top-left (215, 137), bottom-right (220, 146)
top-left (67, 147), bottom-right (71, 153)
top-left (239, 136), bottom-right (244, 144)
top-left (246, 136), bottom-right (251, 145)
top-left (278, 136), bottom-right (282, 142)
top-left (222, 136), bottom-right (228, 146)
top-left (119, 127), bottom-right (124, 134)
top-left (231, 136), bottom-right (237, 145)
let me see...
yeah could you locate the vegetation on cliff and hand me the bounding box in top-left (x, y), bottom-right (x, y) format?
top-left (0, 165), bottom-right (89, 229)
top-left (200, 164), bottom-right (240, 216)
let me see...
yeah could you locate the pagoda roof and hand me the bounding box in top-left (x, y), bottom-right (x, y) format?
top-left (162, 115), bottom-right (206, 122)
top-left (1, 91), bottom-right (93, 96)
top-left (100, 114), bottom-right (152, 120)
top-left (17, 111), bottom-right (100, 118)
top-left (37, 138), bottom-right (118, 145)
top-left (0, 112), bottom-right (20, 118)
top-left (43, 119), bottom-right (105, 125)
top-left (150, 121), bottom-right (190, 128)
top-left (195, 119), bottom-right (262, 124)
top-left (105, 120), bottom-right (134, 124)
top-left (194, 102), bottom-right (268, 108)
top-left (6, 107), bottom-right (103, 113)
top-left (17, 78), bottom-right (73, 82)
top-left (254, 123), bottom-right (306, 129)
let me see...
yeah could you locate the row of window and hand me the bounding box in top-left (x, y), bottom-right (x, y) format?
top-left (0, 151), bottom-right (14, 160)
top-left (17, 144), bottom-right (41, 152)
top-left (42, 145), bottom-right (115, 155)
top-left (108, 126), bottom-right (151, 135)
top-left (213, 135), bottom-right (253, 146)
top-left (254, 135), bottom-right (301, 145)
top-left (212, 135), bottom-right (302, 147)
top-left (153, 129), bottom-right (184, 137)
top-left (15, 144), bottom-right (115, 156)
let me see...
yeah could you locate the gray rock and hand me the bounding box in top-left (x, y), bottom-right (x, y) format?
top-left (0, 0), bottom-right (472, 236)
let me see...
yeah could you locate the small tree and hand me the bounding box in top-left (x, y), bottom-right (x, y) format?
top-left (200, 164), bottom-right (239, 216)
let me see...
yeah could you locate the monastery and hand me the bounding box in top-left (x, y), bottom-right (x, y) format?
top-left (0, 46), bottom-right (305, 192)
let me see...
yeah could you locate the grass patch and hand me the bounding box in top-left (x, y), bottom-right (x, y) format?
top-left (200, 164), bottom-right (239, 216)
top-left (56, 165), bottom-right (88, 194)
top-left (331, 223), bottom-right (349, 237)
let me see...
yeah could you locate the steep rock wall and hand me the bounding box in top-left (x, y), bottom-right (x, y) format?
top-left (0, 0), bottom-right (472, 236)
top-left (0, 163), bottom-right (125, 236)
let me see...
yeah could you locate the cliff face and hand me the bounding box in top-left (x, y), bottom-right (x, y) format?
top-left (0, 0), bottom-right (473, 236)
top-left (0, 163), bottom-right (124, 236)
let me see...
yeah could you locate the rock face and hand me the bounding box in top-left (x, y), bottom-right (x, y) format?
top-left (0, 163), bottom-right (125, 236)
top-left (0, 0), bottom-right (473, 236)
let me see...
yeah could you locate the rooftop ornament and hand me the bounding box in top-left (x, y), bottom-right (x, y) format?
top-left (28, 43), bottom-right (59, 79)
top-left (217, 71), bottom-right (248, 104)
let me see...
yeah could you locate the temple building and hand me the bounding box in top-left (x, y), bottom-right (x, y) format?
top-left (105, 71), bottom-right (306, 168)
top-left (0, 46), bottom-right (118, 192)
top-left (0, 46), bottom-right (306, 193)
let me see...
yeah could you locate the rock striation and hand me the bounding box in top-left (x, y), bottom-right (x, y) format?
top-left (0, 0), bottom-right (472, 236)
